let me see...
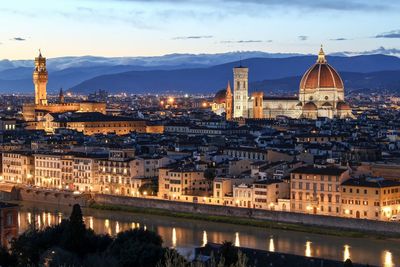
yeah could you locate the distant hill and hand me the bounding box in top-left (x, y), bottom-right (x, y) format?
top-left (72, 55), bottom-right (400, 94)
top-left (251, 70), bottom-right (400, 94)
top-left (1, 53), bottom-right (400, 93)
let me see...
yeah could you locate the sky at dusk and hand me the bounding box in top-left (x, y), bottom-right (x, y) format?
top-left (1, 0), bottom-right (400, 59)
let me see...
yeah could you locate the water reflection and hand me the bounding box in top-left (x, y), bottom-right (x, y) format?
top-left (202, 231), bottom-right (207, 247)
top-left (115, 222), bottom-right (120, 234)
top-left (384, 250), bottom-right (393, 267)
top-left (15, 206), bottom-right (400, 267)
top-left (343, 245), bottom-right (350, 261)
top-left (269, 237), bottom-right (275, 252)
top-left (172, 228), bottom-right (177, 248)
top-left (234, 232), bottom-right (240, 247)
top-left (305, 241), bottom-right (312, 257)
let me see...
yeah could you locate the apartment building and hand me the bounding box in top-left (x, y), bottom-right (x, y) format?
top-left (2, 152), bottom-right (34, 184)
top-left (290, 165), bottom-right (350, 216)
top-left (341, 177), bottom-right (400, 220)
top-left (34, 154), bottom-right (62, 188)
top-left (73, 155), bottom-right (105, 192)
top-left (232, 179), bottom-right (289, 209)
top-left (158, 165), bottom-right (211, 200)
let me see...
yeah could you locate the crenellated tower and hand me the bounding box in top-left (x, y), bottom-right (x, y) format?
top-left (33, 50), bottom-right (48, 105)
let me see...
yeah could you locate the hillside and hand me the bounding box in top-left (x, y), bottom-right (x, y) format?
top-left (1, 54), bottom-right (400, 93)
top-left (72, 55), bottom-right (400, 94)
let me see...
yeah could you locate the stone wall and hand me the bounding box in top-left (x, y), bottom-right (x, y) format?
top-left (19, 188), bottom-right (87, 207)
top-left (93, 194), bottom-right (400, 235)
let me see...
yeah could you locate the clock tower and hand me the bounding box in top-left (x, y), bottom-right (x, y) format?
top-left (33, 50), bottom-right (48, 105)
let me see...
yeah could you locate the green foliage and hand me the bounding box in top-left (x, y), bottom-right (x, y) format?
top-left (0, 246), bottom-right (16, 267)
top-left (108, 229), bottom-right (164, 267)
top-left (60, 204), bottom-right (87, 255)
top-left (157, 248), bottom-right (187, 267)
top-left (344, 258), bottom-right (354, 267)
top-left (139, 180), bottom-right (158, 196)
top-left (204, 168), bottom-right (217, 181)
top-left (219, 241), bottom-right (238, 267)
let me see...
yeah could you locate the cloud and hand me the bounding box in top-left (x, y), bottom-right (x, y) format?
top-left (330, 38), bottom-right (348, 41)
top-left (298, 36), bottom-right (308, 41)
top-left (11, 37), bottom-right (26, 41)
top-left (376, 30), bottom-right (400, 38)
top-left (221, 40), bottom-right (272, 43)
top-left (109, 0), bottom-right (395, 11)
top-left (341, 46), bottom-right (400, 56)
top-left (173, 35), bottom-right (213, 40)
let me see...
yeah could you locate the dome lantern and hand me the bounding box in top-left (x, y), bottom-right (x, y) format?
top-left (317, 45), bottom-right (327, 64)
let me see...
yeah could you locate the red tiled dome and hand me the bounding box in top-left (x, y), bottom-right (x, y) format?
top-left (337, 101), bottom-right (351, 110)
top-left (213, 89), bottom-right (226, 104)
top-left (300, 48), bottom-right (344, 92)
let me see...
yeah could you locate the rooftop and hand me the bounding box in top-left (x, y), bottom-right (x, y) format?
top-left (292, 165), bottom-right (348, 176)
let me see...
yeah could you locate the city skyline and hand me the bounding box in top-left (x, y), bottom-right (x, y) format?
top-left (1, 0), bottom-right (400, 59)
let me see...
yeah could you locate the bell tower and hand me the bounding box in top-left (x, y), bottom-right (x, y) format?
top-left (33, 50), bottom-right (48, 105)
top-left (233, 66), bottom-right (249, 118)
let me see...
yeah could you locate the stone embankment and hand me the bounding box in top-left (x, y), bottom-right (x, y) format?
top-left (3, 184), bottom-right (399, 236)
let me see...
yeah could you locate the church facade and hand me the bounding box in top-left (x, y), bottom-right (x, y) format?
top-left (22, 52), bottom-right (106, 123)
top-left (212, 47), bottom-right (353, 120)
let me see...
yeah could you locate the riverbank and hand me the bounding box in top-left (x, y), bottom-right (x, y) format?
top-left (13, 186), bottom-right (400, 239)
top-left (89, 202), bottom-right (395, 239)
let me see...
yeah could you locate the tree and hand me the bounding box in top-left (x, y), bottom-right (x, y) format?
top-left (139, 180), bottom-right (158, 196)
top-left (204, 168), bottom-right (216, 181)
top-left (344, 259), bottom-right (354, 267)
top-left (108, 229), bottom-right (164, 267)
top-left (60, 204), bottom-right (87, 255)
top-left (219, 241), bottom-right (239, 267)
top-left (0, 246), bottom-right (16, 267)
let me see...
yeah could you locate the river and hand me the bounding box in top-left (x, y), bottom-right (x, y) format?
top-left (15, 202), bottom-right (399, 267)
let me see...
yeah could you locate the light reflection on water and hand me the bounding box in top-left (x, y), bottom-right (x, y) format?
top-left (16, 203), bottom-right (399, 267)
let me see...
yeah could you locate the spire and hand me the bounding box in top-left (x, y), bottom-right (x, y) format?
top-left (317, 45), bottom-right (327, 63)
top-left (59, 88), bottom-right (65, 103)
top-left (39, 49), bottom-right (42, 58)
top-left (226, 81), bottom-right (232, 95)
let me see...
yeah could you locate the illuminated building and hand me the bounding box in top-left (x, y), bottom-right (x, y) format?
top-left (22, 52), bottom-right (106, 123)
top-left (341, 177), bottom-right (400, 220)
top-left (212, 47), bottom-right (353, 120)
top-left (38, 112), bottom-right (155, 135)
top-left (158, 165), bottom-right (211, 200)
top-left (33, 153), bottom-right (74, 189)
top-left (1, 152), bottom-right (34, 184)
top-left (232, 179), bottom-right (289, 209)
top-left (290, 165), bottom-right (350, 216)
top-left (0, 202), bottom-right (18, 248)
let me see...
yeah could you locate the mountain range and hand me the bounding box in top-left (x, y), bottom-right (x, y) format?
top-left (0, 52), bottom-right (400, 94)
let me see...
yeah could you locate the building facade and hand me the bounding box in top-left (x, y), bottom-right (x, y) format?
top-left (213, 47), bottom-right (353, 120)
top-left (290, 165), bottom-right (350, 216)
top-left (22, 52), bottom-right (106, 122)
top-left (341, 177), bottom-right (400, 220)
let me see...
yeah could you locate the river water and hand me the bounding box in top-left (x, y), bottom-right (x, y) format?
top-left (15, 202), bottom-right (399, 267)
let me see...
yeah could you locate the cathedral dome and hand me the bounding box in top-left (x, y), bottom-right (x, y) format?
top-left (300, 47), bottom-right (344, 92)
top-left (214, 89), bottom-right (226, 104)
top-left (303, 102), bottom-right (318, 111)
top-left (337, 101), bottom-right (351, 110)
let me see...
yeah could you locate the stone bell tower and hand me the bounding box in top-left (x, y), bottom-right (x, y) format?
top-left (233, 65), bottom-right (249, 118)
top-left (33, 50), bottom-right (48, 105)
